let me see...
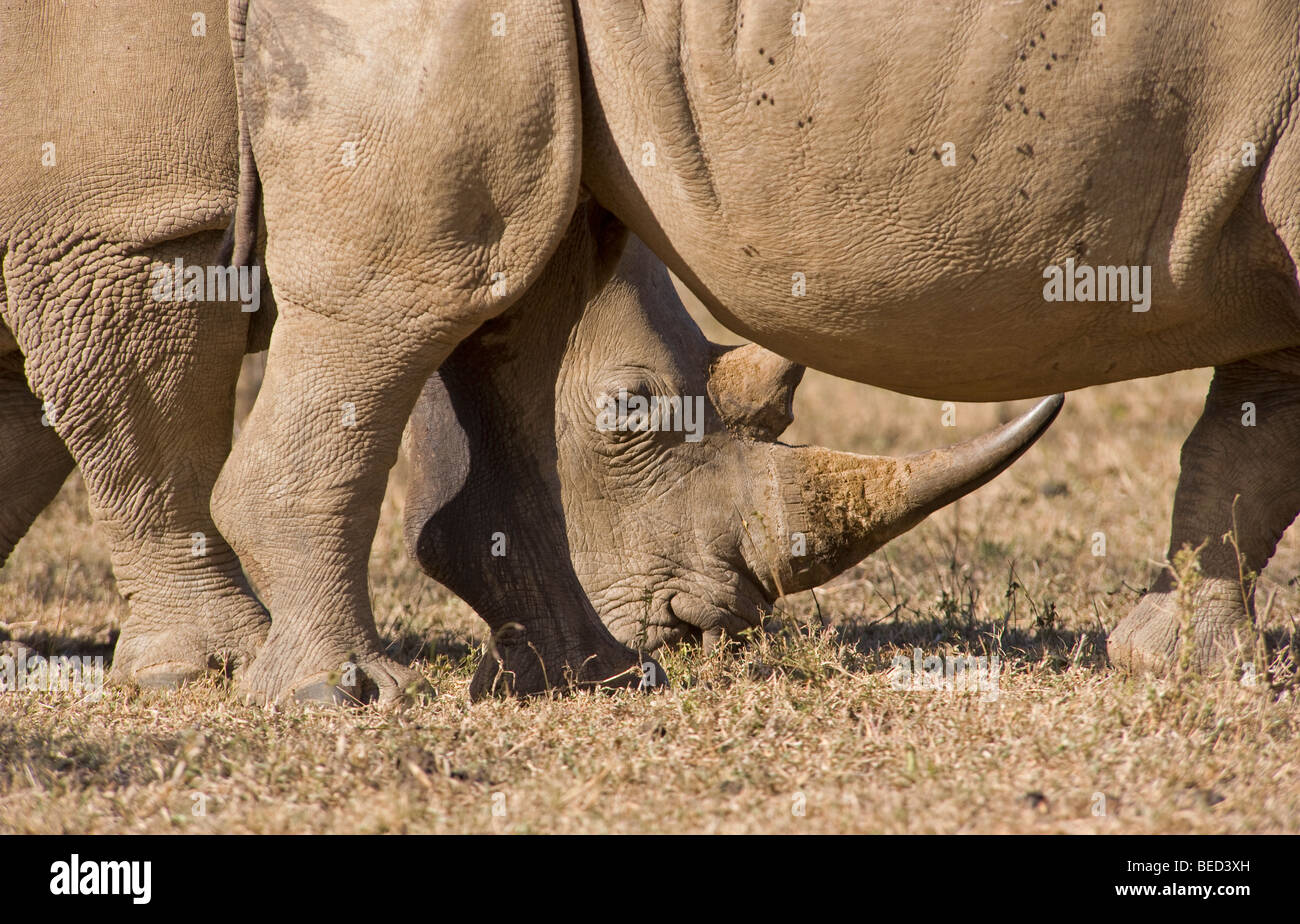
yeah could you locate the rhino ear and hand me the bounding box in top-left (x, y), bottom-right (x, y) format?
top-left (708, 343), bottom-right (806, 441)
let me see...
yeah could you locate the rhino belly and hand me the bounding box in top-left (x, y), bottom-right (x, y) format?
top-left (580, 0), bottom-right (1300, 400)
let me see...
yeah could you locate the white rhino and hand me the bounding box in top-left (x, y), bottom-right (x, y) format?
top-left (2, 0), bottom-right (1046, 703)
top-left (0, 0), bottom-right (646, 699)
top-left (404, 201), bottom-right (1059, 697)
top-left (216, 0), bottom-right (1300, 702)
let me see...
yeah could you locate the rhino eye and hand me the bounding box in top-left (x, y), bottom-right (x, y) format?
top-left (594, 382), bottom-right (659, 440)
top-left (592, 374), bottom-right (704, 445)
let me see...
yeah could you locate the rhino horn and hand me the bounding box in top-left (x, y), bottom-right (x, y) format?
top-left (709, 343), bottom-right (806, 440)
top-left (758, 394), bottom-right (1064, 595)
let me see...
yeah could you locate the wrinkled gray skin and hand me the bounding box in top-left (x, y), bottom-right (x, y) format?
top-left (406, 207), bottom-right (1059, 670)
top-left (222, 0), bottom-right (1299, 701)
top-left (0, 0), bottom-right (276, 688)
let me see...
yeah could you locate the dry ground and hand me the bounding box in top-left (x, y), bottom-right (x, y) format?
top-left (1, 298), bottom-right (1297, 833)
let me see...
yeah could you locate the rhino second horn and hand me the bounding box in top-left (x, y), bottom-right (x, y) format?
top-left (709, 343), bottom-right (806, 440)
top-left (761, 394), bottom-right (1064, 595)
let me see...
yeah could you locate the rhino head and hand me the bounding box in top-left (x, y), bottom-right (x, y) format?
top-left (404, 200), bottom-right (1061, 663)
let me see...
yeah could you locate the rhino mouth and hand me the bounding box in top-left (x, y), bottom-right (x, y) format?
top-left (590, 563), bottom-right (773, 650)
top-left (656, 574), bottom-right (771, 648)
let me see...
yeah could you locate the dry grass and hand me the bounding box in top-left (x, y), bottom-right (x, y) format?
top-left (1, 297), bottom-right (1297, 833)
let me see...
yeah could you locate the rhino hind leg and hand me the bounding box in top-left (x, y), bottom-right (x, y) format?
top-left (0, 350), bottom-right (75, 564)
top-left (8, 236), bottom-right (270, 689)
top-left (215, 0), bottom-right (590, 704)
top-left (1108, 359), bottom-right (1300, 677)
top-left (211, 310), bottom-right (436, 705)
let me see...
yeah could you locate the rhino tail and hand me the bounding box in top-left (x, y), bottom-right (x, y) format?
top-left (217, 0), bottom-right (272, 354)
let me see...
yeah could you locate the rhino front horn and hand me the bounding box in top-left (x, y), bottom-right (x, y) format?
top-left (761, 394), bottom-right (1064, 595)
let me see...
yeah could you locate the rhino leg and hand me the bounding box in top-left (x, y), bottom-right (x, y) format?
top-left (212, 306), bottom-right (440, 705)
top-left (8, 236), bottom-right (270, 687)
top-left (0, 350), bottom-right (74, 563)
top-left (215, 0), bottom-right (590, 704)
top-left (405, 376), bottom-right (660, 699)
top-left (1109, 358), bottom-right (1300, 676)
top-left (404, 212), bottom-right (662, 700)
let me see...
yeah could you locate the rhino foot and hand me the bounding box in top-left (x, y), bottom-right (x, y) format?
top-left (111, 604), bottom-right (270, 691)
top-left (1107, 578), bottom-right (1259, 678)
top-left (286, 660), bottom-right (431, 707)
top-left (234, 629), bottom-right (430, 707)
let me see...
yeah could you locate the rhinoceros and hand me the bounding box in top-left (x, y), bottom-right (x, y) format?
top-left (1, 0), bottom-right (1048, 704)
top-left (215, 0), bottom-right (1300, 702)
top-left (0, 0), bottom-right (644, 699)
top-left (404, 200), bottom-right (1059, 696)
